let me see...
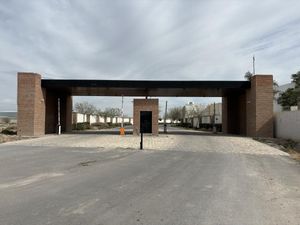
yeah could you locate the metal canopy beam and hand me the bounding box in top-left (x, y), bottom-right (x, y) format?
top-left (41, 79), bottom-right (251, 97)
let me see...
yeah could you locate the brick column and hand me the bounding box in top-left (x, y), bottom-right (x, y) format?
top-left (17, 73), bottom-right (46, 136)
top-left (246, 75), bottom-right (274, 137)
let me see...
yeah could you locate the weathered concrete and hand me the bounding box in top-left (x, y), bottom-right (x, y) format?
top-left (0, 129), bottom-right (299, 225)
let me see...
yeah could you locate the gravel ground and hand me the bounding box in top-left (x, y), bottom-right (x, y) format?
top-left (5, 132), bottom-right (288, 157)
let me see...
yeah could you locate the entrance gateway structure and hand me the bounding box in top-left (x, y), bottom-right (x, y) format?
top-left (17, 73), bottom-right (274, 137)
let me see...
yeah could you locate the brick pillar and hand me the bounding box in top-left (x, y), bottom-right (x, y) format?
top-left (246, 75), bottom-right (274, 137)
top-left (133, 99), bottom-right (159, 135)
top-left (17, 73), bottom-right (46, 136)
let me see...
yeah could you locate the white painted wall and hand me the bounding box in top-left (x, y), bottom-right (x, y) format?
top-left (73, 113), bottom-right (133, 125)
top-left (275, 110), bottom-right (300, 141)
top-left (90, 115), bottom-right (97, 124)
top-left (76, 113), bottom-right (85, 123)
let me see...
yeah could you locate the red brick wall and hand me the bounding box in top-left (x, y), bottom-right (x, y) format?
top-left (133, 99), bottom-right (159, 135)
top-left (17, 73), bottom-right (45, 136)
top-left (246, 75), bottom-right (274, 137)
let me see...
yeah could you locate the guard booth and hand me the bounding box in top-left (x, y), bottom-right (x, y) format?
top-left (133, 99), bottom-right (159, 135)
top-left (140, 111), bottom-right (152, 133)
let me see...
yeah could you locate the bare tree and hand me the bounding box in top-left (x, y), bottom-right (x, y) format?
top-left (167, 107), bottom-right (183, 123)
top-left (244, 71), bottom-right (253, 81)
top-left (104, 108), bottom-right (121, 123)
top-left (74, 101), bottom-right (96, 122)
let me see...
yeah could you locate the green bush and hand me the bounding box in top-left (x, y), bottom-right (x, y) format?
top-left (1, 125), bottom-right (17, 135)
top-left (176, 122), bottom-right (192, 128)
top-left (72, 122), bottom-right (91, 130)
top-left (91, 122), bottom-right (110, 129)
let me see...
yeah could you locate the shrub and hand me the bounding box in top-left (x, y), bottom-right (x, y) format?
top-left (72, 122), bottom-right (91, 130)
top-left (91, 122), bottom-right (110, 129)
top-left (1, 125), bottom-right (17, 135)
top-left (1, 117), bottom-right (10, 123)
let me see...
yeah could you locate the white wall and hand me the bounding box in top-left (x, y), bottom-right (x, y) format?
top-left (90, 115), bottom-right (97, 124)
top-left (275, 110), bottom-right (300, 141)
top-left (73, 113), bottom-right (133, 125)
top-left (76, 113), bottom-right (85, 123)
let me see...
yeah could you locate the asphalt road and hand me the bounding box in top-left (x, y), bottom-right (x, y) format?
top-left (0, 133), bottom-right (299, 225)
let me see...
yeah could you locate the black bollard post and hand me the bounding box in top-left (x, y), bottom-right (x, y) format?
top-left (140, 131), bottom-right (143, 150)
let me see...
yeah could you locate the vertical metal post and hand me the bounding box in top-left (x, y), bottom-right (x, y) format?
top-left (253, 55), bottom-right (255, 75)
top-left (213, 102), bottom-right (216, 133)
top-left (140, 131), bottom-right (143, 150)
top-left (164, 101), bottom-right (168, 133)
top-left (57, 98), bottom-right (61, 135)
top-left (121, 95), bottom-right (124, 128)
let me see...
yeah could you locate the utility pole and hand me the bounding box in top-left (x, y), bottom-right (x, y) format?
top-left (212, 102), bottom-right (216, 133)
top-left (121, 95), bottom-right (124, 128)
top-left (164, 101), bottom-right (168, 133)
top-left (120, 95), bottom-right (125, 135)
top-left (253, 55), bottom-right (256, 75)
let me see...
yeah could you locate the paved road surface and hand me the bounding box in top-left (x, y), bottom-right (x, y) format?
top-left (0, 128), bottom-right (299, 225)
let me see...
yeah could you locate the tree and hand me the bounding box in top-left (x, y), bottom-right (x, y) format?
top-left (74, 101), bottom-right (96, 115)
top-left (277, 71), bottom-right (300, 110)
top-left (277, 88), bottom-right (298, 111)
top-left (167, 107), bottom-right (183, 122)
top-left (244, 71), bottom-right (253, 81)
top-left (97, 109), bottom-right (109, 123)
top-left (74, 101), bottom-right (96, 122)
top-left (291, 71), bottom-right (300, 88)
top-left (104, 107), bottom-right (122, 123)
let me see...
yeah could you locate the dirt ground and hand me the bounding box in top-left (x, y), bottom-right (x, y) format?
top-left (0, 122), bottom-right (20, 143)
top-left (254, 137), bottom-right (300, 161)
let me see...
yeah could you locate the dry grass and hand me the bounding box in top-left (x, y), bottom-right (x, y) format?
top-left (253, 137), bottom-right (300, 161)
top-left (0, 134), bottom-right (21, 143)
top-left (0, 122), bottom-right (19, 144)
top-left (288, 150), bottom-right (300, 161)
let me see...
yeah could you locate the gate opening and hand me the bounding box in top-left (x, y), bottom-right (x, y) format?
top-left (140, 111), bottom-right (152, 133)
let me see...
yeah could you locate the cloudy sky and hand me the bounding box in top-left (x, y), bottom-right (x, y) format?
top-left (0, 0), bottom-right (300, 114)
